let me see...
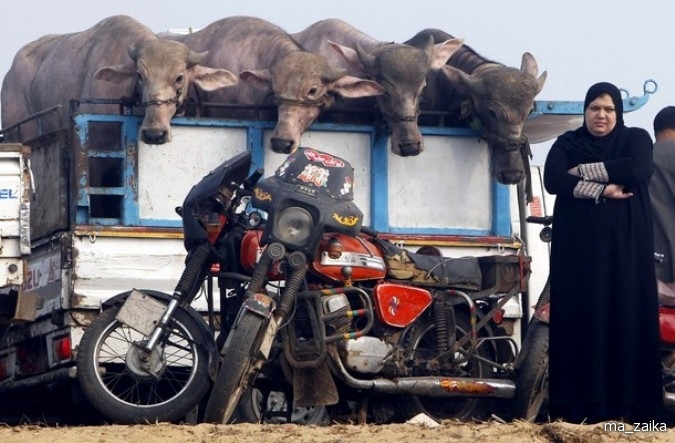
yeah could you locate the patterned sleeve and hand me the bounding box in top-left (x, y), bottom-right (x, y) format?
top-left (572, 180), bottom-right (605, 203)
top-left (578, 162), bottom-right (609, 183)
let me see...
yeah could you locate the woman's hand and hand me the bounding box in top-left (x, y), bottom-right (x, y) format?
top-left (602, 183), bottom-right (633, 199)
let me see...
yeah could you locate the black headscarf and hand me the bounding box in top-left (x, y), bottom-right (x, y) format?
top-left (583, 82), bottom-right (624, 127)
top-left (557, 82), bottom-right (627, 162)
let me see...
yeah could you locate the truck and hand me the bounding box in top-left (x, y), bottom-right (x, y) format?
top-left (0, 83), bottom-right (655, 421)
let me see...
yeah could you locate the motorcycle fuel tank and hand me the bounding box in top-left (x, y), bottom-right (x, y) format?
top-left (311, 234), bottom-right (386, 282)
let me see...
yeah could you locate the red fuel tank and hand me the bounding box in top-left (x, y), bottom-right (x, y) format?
top-left (310, 234), bottom-right (386, 283)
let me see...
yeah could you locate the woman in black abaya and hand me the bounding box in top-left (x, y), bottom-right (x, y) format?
top-left (543, 82), bottom-right (662, 423)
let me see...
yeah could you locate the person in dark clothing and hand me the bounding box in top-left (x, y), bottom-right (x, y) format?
top-left (543, 82), bottom-right (663, 423)
top-left (650, 106), bottom-right (675, 283)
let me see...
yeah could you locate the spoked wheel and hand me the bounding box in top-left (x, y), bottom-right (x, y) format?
top-left (203, 309), bottom-right (268, 424)
top-left (76, 303), bottom-right (211, 424)
top-left (401, 310), bottom-right (493, 422)
top-left (513, 319), bottom-right (549, 421)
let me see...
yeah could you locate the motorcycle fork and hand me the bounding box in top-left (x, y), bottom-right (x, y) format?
top-left (141, 244), bottom-right (213, 354)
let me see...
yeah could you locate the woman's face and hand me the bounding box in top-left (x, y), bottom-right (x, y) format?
top-left (584, 93), bottom-right (617, 137)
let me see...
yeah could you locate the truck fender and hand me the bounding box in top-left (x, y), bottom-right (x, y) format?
top-left (101, 289), bottom-right (220, 381)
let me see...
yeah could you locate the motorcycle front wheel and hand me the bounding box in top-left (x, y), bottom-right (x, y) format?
top-left (203, 308), bottom-right (268, 424)
top-left (76, 303), bottom-right (211, 424)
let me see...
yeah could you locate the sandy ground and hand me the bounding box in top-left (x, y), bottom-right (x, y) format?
top-left (1, 420), bottom-right (675, 443)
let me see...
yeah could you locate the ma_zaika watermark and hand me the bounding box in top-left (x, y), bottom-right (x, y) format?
top-left (603, 420), bottom-right (668, 433)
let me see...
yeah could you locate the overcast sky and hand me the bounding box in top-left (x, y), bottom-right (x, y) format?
top-left (1, 0), bottom-right (669, 164)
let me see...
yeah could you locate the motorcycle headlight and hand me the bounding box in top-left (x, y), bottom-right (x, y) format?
top-left (273, 206), bottom-right (313, 247)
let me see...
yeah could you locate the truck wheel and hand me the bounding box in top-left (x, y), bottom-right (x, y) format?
top-left (512, 320), bottom-right (549, 421)
top-left (76, 304), bottom-right (211, 424)
top-left (203, 309), bottom-right (268, 423)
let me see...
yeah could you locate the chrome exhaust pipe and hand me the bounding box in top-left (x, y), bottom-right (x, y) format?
top-left (328, 347), bottom-right (515, 399)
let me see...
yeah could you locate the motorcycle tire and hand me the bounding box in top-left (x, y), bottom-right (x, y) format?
top-left (512, 319), bottom-right (549, 422)
top-left (400, 309), bottom-right (494, 422)
top-left (203, 309), bottom-right (268, 424)
top-left (234, 383), bottom-right (329, 425)
top-left (76, 303), bottom-right (211, 424)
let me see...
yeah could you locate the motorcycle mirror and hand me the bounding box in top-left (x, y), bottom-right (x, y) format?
top-left (540, 226), bottom-right (552, 243)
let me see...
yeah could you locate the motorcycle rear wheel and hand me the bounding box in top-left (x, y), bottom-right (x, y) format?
top-left (401, 310), bottom-right (494, 422)
top-left (203, 309), bottom-right (268, 423)
top-left (512, 319), bottom-right (549, 421)
top-left (76, 303), bottom-right (211, 424)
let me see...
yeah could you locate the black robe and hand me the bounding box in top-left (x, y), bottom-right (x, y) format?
top-left (543, 124), bottom-right (663, 423)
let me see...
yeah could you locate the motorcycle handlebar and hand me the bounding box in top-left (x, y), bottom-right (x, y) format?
top-left (243, 168), bottom-right (264, 190)
top-left (526, 215), bottom-right (553, 226)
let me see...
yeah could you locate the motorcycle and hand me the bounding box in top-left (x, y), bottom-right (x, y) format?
top-left (201, 147), bottom-right (532, 424)
top-left (76, 147), bottom-right (531, 425)
top-left (76, 151), bottom-right (262, 424)
top-left (513, 215), bottom-right (675, 421)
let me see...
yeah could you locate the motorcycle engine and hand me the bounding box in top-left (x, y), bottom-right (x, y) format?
top-left (339, 337), bottom-right (394, 375)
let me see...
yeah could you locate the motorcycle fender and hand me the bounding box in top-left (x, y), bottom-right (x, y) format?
top-left (258, 315), bottom-right (281, 360)
top-left (242, 293), bottom-right (275, 319)
top-left (102, 289), bottom-right (220, 380)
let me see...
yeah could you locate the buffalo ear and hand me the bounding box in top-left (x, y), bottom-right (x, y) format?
top-left (239, 69), bottom-right (272, 90)
top-left (328, 41), bottom-right (368, 77)
top-left (94, 63), bottom-right (136, 84)
top-left (191, 66), bottom-right (239, 91)
top-left (442, 65), bottom-right (485, 96)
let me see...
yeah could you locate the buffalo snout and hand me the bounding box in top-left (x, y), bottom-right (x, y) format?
top-left (141, 127), bottom-right (170, 145)
top-left (270, 137), bottom-right (297, 154)
top-left (397, 142), bottom-right (422, 157)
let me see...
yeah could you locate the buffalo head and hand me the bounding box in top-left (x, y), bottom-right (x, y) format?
top-left (328, 36), bottom-right (464, 157)
top-left (443, 52), bottom-right (547, 184)
top-left (239, 50), bottom-right (385, 154)
top-left (94, 39), bottom-right (239, 145)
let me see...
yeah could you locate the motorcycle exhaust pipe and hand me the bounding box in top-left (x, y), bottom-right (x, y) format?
top-left (327, 347), bottom-right (515, 399)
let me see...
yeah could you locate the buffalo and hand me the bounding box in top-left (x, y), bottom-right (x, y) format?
top-left (1, 15), bottom-right (239, 145)
top-left (162, 16), bottom-right (386, 154)
top-left (293, 19), bottom-right (463, 156)
top-left (406, 29), bottom-right (547, 185)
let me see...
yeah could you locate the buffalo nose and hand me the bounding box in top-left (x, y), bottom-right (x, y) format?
top-left (499, 170), bottom-right (525, 185)
top-left (141, 128), bottom-right (168, 145)
top-left (398, 143), bottom-right (422, 157)
top-left (271, 137), bottom-right (295, 154)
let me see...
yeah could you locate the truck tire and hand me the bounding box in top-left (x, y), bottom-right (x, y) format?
top-left (512, 319), bottom-right (549, 421)
top-left (203, 309), bottom-right (268, 424)
top-left (76, 304), bottom-right (211, 424)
